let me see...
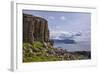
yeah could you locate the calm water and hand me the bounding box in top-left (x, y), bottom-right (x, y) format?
top-left (53, 41), bottom-right (91, 52)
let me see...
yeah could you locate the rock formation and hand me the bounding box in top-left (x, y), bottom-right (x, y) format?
top-left (23, 14), bottom-right (50, 44)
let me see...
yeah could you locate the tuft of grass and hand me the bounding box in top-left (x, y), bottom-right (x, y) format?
top-left (32, 41), bottom-right (44, 49)
top-left (23, 43), bottom-right (32, 50)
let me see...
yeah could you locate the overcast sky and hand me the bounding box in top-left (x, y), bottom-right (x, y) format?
top-left (23, 10), bottom-right (91, 41)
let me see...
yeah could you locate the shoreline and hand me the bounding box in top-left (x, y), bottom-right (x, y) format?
top-left (23, 42), bottom-right (91, 62)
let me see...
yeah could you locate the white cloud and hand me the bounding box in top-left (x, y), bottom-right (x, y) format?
top-left (60, 16), bottom-right (66, 20)
top-left (50, 31), bottom-right (73, 39)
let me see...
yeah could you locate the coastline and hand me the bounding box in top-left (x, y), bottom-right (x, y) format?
top-left (23, 42), bottom-right (91, 62)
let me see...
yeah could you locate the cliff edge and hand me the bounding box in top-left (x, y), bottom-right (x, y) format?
top-left (23, 14), bottom-right (50, 44)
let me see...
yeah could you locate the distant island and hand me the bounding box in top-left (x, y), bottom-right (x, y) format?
top-left (53, 39), bottom-right (76, 44)
top-left (23, 14), bottom-right (91, 62)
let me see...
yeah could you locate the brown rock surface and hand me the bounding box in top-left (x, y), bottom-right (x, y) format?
top-left (23, 14), bottom-right (50, 44)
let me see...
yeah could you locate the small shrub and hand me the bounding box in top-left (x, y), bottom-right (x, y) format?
top-left (32, 41), bottom-right (44, 49)
top-left (23, 43), bottom-right (32, 50)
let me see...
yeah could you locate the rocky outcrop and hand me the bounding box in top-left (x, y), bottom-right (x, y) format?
top-left (23, 14), bottom-right (50, 44)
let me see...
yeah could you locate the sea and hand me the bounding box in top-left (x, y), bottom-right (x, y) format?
top-left (53, 41), bottom-right (91, 52)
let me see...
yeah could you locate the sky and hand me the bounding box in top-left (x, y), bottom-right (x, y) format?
top-left (23, 10), bottom-right (91, 42)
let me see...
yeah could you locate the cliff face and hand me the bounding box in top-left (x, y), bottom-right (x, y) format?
top-left (23, 14), bottom-right (50, 43)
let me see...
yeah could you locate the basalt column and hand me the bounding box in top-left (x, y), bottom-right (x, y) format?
top-left (23, 14), bottom-right (50, 44)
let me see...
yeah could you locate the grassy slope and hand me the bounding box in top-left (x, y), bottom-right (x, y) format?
top-left (23, 41), bottom-right (90, 62)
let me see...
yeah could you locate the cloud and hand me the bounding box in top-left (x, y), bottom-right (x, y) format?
top-left (50, 31), bottom-right (73, 39)
top-left (60, 16), bottom-right (66, 20)
top-left (50, 31), bottom-right (82, 40)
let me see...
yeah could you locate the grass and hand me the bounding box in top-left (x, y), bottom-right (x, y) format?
top-left (23, 42), bottom-right (91, 62)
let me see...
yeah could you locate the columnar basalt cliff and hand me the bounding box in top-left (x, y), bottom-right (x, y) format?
top-left (23, 14), bottom-right (50, 44)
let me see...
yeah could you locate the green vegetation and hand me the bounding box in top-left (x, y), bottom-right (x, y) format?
top-left (32, 41), bottom-right (44, 49)
top-left (23, 41), bottom-right (91, 62)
